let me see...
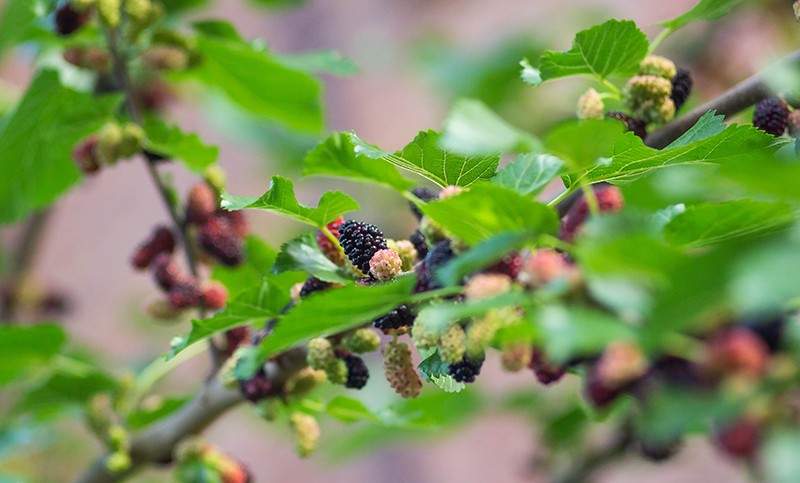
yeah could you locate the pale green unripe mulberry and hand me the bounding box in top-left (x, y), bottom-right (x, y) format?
top-left (420, 217), bottom-right (447, 244)
top-left (412, 320), bottom-right (440, 350)
top-left (306, 337), bottom-right (346, 383)
top-left (343, 328), bottom-right (381, 353)
top-left (439, 324), bottom-right (466, 364)
top-left (624, 75), bottom-right (675, 125)
top-left (290, 412), bottom-right (320, 458)
top-left (639, 55), bottom-right (677, 80)
top-left (97, 0), bottom-right (121, 27)
top-left (577, 88), bottom-right (604, 120)
top-left (106, 451), bottom-right (131, 473)
top-left (97, 123), bottom-right (123, 165)
top-left (387, 239), bottom-right (418, 271)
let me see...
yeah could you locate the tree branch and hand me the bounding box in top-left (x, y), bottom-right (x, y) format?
top-left (1, 209), bottom-right (53, 321)
top-left (645, 49), bottom-right (800, 148)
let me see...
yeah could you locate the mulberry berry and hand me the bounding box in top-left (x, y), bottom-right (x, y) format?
top-left (439, 324), bottom-right (466, 364)
top-left (343, 328), bottom-right (381, 353)
top-left (198, 216), bottom-right (244, 266)
top-left (343, 354), bottom-right (369, 389)
top-left (151, 253), bottom-right (184, 291)
top-left (239, 370), bottom-right (275, 403)
top-left (383, 340), bottom-right (423, 398)
top-left (223, 326), bottom-right (249, 357)
top-left (55, 3), bottom-right (90, 36)
top-left (560, 185), bottom-right (624, 242)
top-left (577, 88), bottom-right (605, 120)
top-left (596, 341), bottom-right (647, 389)
top-left (519, 249), bottom-right (576, 287)
top-left (185, 183), bottom-right (217, 224)
top-left (388, 240), bottom-right (418, 271)
top-left (583, 363), bottom-right (622, 407)
top-left (315, 217), bottom-right (345, 265)
top-left (706, 328), bottom-right (768, 378)
top-left (448, 356), bottom-right (484, 383)
top-left (369, 249), bottom-right (403, 281)
top-left (486, 252), bottom-right (523, 279)
top-left (670, 68), bottom-right (693, 111)
top-left (606, 112), bottom-right (647, 139)
top-left (529, 349), bottom-right (566, 385)
top-left (289, 412), bottom-right (320, 458)
top-left (201, 282), bottom-right (228, 310)
top-left (73, 136), bottom-right (101, 175)
top-left (219, 209), bottom-right (249, 238)
top-left (501, 343), bottom-right (532, 372)
top-left (414, 240), bottom-right (455, 292)
top-left (464, 273), bottom-right (511, 300)
top-left (168, 281), bottom-right (202, 309)
top-left (409, 187), bottom-right (437, 220)
top-left (409, 230), bottom-right (428, 260)
top-left (373, 305), bottom-right (416, 333)
top-left (715, 418), bottom-right (760, 459)
top-left (299, 278), bottom-right (331, 298)
top-left (339, 220), bottom-right (388, 274)
top-left (639, 55), bottom-right (677, 80)
top-left (753, 97), bottom-right (790, 136)
top-left (466, 312), bottom-right (505, 358)
top-left (307, 338), bottom-right (347, 384)
top-left (131, 226), bottom-right (176, 270)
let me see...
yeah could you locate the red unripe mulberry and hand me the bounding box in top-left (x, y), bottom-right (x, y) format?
top-left (219, 210), bottom-right (249, 238)
top-left (168, 280), bottom-right (202, 309)
top-left (185, 183), bottom-right (217, 224)
top-left (560, 185), bottom-right (624, 242)
top-left (529, 349), bottom-right (566, 385)
top-left (201, 282), bottom-right (228, 310)
top-left (224, 326), bottom-right (250, 357)
top-left (73, 135), bottom-right (101, 175)
top-left (131, 226), bottom-right (176, 270)
top-left (316, 216), bottom-right (345, 265)
top-left (715, 418), bottom-right (760, 459)
top-left (706, 328), bottom-right (769, 379)
top-left (198, 216), bottom-right (244, 266)
top-left (151, 253), bottom-right (184, 291)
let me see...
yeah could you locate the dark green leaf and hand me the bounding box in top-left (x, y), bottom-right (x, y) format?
top-left (492, 153), bottom-right (563, 195)
top-left (0, 324), bottom-right (66, 386)
top-left (421, 183), bottom-right (558, 245)
top-left (221, 176), bottom-right (359, 228)
top-left (440, 99), bottom-right (539, 155)
top-left (163, 0), bottom-right (208, 14)
top-left (0, 70), bottom-right (121, 224)
top-left (664, 200), bottom-right (795, 247)
top-left (662, 0), bottom-right (747, 31)
top-left (190, 34), bottom-right (323, 133)
top-left (666, 110), bottom-right (726, 148)
top-left (142, 117), bottom-right (218, 174)
top-left (273, 233), bottom-right (354, 284)
top-left (0, 0), bottom-right (43, 56)
top-left (303, 132), bottom-right (413, 192)
top-left (417, 350), bottom-right (465, 393)
top-left (535, 19), bottom-right (649, 84)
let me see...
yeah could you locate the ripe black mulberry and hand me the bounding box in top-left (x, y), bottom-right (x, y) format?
top-left (670, 68), bottom-right (693, 111)
top-left (373, 304), bottom-right (416, 333)
top-left (343, 354), bottom-right (369, 389)
top-left (753, 97), bottom-right (790, 136)
top-left (448, 356), bottom-right (484, 383)
top-left (338, 220), bottom-right (387, 274)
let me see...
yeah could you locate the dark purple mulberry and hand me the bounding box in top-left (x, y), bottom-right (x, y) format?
top-left (449, 357), bottom-right (484, 383)
top-left (55, 3), bottom-right (90, 36)
top-left (409, 230), bottom-right (428, 260)
top-left (299, 277), bottom-right (331, 298)
top-left (415, 240), bottom-right (455, 292)
top-left (338, 220), bottom-right (387, 274)
top-left (409, 187), bottom-right (438, 220)
top-left (606, 111), bottom-right (647, 139)
top-left (343, 354), bottom-right (369, 389)
top-left (373, 304), bottom-right (416, 333)
top-left (670, 68), bottom-right (693, 111)
top-left (239, 370), bottom-right (277, 402)
top-left (753, 97), bottom-right (790, 136)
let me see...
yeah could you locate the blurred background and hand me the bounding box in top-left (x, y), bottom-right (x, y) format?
top-left (1, 0), bottom-right (798, 481)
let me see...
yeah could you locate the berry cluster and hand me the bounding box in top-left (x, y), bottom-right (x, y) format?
top-left (576, 55), bottom-right (694, 139)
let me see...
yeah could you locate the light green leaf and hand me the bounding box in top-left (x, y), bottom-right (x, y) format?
top-left (211, 235), bottom-right (277, 296)
top-left (191, 19), bottom-right (243, 41)
top-left (142, 117), bottom-right (218, 174)
top-left (519, 58), bottom-right (542, 86)
top-left (164, 0), bottom-right (208, 14)
top-left (421, 183), bottom-right (558, 245)
top-left (0, 70), bottom-right (121, 224)
top-left (666, 110), bottom-right (726, 148)
top-left (303, 132), bottom-right (413, 192)
top-left (190, 34), bottom-right (323, 133)
top-left (440, 99), bottom-right (539, 155)
top-left (0, 0), bottom-right (43, 56)
top-left (492, 153), bottom-right (563, 195)
top-left (221, 176), bottom-right (359, 228)
top-left (545, 119), bottom-right (632, 173)
top-left (0, 324), bottom-right (66, 386)
top-left (436, 232), bottom-right (533, 287)
top-left (273, 233), bottom-right (354, 284)
top-left (537, 19), bottom-right (649, 83)
top-left (662, 0), bottom-right (747, 31)
top-left (254, 275), bottom-right (417, 362)
top-left (326, 396), bottom-right (379, 423)
top-left (280, 50), bottom-right (358, 76)
top-left (537, 305), bottom-right (637, 363)
top-left (664, 200), bottom-right (795, 248)
top-left (168, 272), bottom-right (302, 358)
top-left (729, 239), bottom-right (800, 315)
top-left (392, 130), bottom-right (499, 187)
top-left (418, 351), bottom-right (465, 393)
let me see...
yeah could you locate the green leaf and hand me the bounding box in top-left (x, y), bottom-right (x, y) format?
top-left (221, 176), bottom-right (359, 228)
top-left (190, 34), bottom-right (323, 133)
top-left (211, 235), bottom-right (277, 296)
top-left (163, 0), bottom-right (208, 14)
top-left (0, 324), bottom-right (66, 386)
top-left (421, 183), bottom-right (558, 245)
top-left (570, 124), bottom-right (778, 185)
top-left (519, 58), bottom-right (542, 86)
top-left (720, 156), bottom-right (800, 202)
top-left (168, 272), bottom-right (302, 359)
top-left (666, 110), bottom-right (726, 148)
top-left (536, 306), bottom-right (637, 363)
top-left (392, 130), bottom-right (499, 187)
top-left (326, 396), bottom-right (379, 423)
top-left (253, 275), bottom-right (417, 363)
top-left (303, 132), bottom-right (413, 192)
top-left (436, 232), bottom-right (533, 287)
top-left (492, 153), bottom-right (563, 195)
top-left (273, 233), bottom-right (354, 284)
top-left (417, 351), bottom-right (465, 393)
top-left (662, 0), bottom-right (747, 31)
top-left (191, 20), bottom-right (243, 41)
top-left (0, 70), bottom-right (120, 224)
top-left (0, 0), bottom-right (43, 57)
top-left (439, 99), bottom-right (539, 155)
top-left (545, 119), bottom-right (631, 172)
top-left (142, 118), bottom-right (218, 174)
top-left (537, 19), bottom-right (649, 83)
top-left (729, 238), bottom-right (800, 315)
top-left (279, 50), bottom-right (358, 76)
top-left (664, 200), bottom-right (796, 248)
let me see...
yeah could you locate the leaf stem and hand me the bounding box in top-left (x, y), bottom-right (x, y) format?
top-left (647, 27), bottom-right (673, 55)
